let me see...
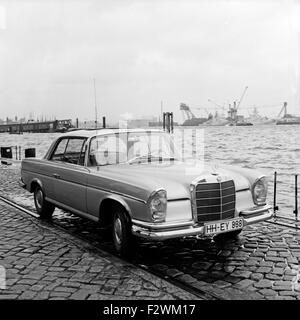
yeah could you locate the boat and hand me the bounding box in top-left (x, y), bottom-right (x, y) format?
top-left (245, 107), bottom-right (275, 125)
top-left (276, 117), bottom-right (300, 125)
top-left (200, 111), bottom-right (229, 126)
top-left (276, 102), bottom-right (300, 125)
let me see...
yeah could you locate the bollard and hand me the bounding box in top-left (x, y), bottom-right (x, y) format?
top-left (163, 112), bottom-right (174, 133)
top-left (103, 116), bottom-right (106, 128)
top-left (0, 147), bottom-right (12, 159)
top-left (273, 171), bottom-right (279, 215)
top-left (293, 174), bottom-right (298, 218)
top-left (25, 148), bottom-right (36, 158)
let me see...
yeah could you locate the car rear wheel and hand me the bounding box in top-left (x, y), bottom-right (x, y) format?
top-left (112, 209), bottom-right (134, 257)
top-left (34, 186), bottom-right (55, 219)
top-left (213, 230), bottom-right (242, 242)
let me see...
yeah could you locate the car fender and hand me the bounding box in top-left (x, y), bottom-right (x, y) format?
top-left (30, 178), bottom-right (44, 193)
top-left (99, 194), bottom-right (132, 218)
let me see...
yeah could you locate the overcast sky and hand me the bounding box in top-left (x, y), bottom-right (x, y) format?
top-left (0, 0), bottom-right (300, 123)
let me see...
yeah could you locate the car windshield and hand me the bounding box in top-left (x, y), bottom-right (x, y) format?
top-left (89, 131), bottom-right (181, 166)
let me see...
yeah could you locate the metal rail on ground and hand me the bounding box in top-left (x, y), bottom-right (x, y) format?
top-left (0, 195), bottom-right (219, 300)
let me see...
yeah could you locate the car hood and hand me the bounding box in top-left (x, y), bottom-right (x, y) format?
top-left (90, 160), bottom-right (256, 201)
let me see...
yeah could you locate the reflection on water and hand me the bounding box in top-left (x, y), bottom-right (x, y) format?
top-left (0, 125), bottom-right (299, 216)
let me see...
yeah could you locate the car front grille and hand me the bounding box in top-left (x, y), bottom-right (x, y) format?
top-left (195, 180), bottom-right (236, 223)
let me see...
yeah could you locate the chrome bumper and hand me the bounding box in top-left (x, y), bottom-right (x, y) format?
top-left (132, 205), bottom-right (273, 241)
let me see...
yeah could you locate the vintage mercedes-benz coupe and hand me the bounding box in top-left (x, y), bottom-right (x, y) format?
top-left (21, 129), bottom-right (273, 256)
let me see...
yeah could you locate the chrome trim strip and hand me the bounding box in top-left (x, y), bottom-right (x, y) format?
top-left (196, 185), bottom-right (234, 192)
top-left (132, 218), bottom-right (194, 230)
top-left (23, 167), bottom-right (147, 204)
top-left (195, 195), bottom-right (235, 201)
top-left (87, 185), bottom-right (147, 204)
top-left (236, 188), bottom-right (250, 193)
top-left (47, 198), bottom-right (99, 222)
top-left (168, 198), bottom-right (190, 202)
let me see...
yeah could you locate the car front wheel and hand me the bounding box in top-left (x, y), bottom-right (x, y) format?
top-left (34, 186), bottom-right (55, 219)
top-left (112, 209), bottom-right (134, 257)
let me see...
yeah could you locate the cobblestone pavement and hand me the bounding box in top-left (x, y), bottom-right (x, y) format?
top-left (1, 165), bottom-right (300, 300)
top-left (0, 200), bottom-right (198, 300)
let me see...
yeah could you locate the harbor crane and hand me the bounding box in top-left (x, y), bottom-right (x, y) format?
top-left (228, 86), bottom-right (248, 121)
top-left (236, 86), bottom-right (248, 110)
top-left (277, 101), bottom-right (288, 118)
top-left (208, 99), bottom-right (223, 109)
top-left (180, 103), bottom-right (196, 120)
top-left (179, 103), bottom-right (208, 126)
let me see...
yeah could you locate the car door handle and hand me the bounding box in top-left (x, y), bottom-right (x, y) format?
top-left (53, 173), bottom-right (60, 179)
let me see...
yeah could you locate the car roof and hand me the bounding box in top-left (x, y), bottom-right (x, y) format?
top-left (61, 128), bottom-right (164, 139)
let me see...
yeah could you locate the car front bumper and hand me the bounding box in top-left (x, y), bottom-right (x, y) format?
top-left (132, 205), bottom-right (273, 241)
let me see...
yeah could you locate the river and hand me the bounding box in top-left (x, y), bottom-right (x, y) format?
top-left (0, 124), bottom-right (299, 217)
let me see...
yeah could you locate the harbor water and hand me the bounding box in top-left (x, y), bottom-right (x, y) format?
top-left (0, 124), bottom-right (299, 217)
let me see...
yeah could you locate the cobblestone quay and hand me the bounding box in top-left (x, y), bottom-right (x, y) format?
top-left (0, 200), bottom-right (198, 300)
top-left (1, 165), bottom-right (300, 300)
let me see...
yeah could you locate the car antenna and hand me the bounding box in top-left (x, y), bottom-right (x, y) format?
top-left (93, 77), bottom-right (98, 133)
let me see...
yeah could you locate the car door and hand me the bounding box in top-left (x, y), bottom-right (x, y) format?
top-left (86, 133), bottom-right (128, 217)
top-left (49, 137), bottom-right (89, 214)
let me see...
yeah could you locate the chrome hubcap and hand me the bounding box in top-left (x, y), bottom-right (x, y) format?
top-left (114, 217), bottom-right (122, 245)
top-left (35, 190), bottom-right (43, 209)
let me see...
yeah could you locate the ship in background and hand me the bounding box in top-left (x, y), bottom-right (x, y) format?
top-left (244, 107), bottom-right (275, 125)
top-left (276, 102), bottom-right (300, 125)
top-left (225, 86), bottom-right (253, 126)
top-left (201, 86), bottom-right (253, 126)
top-left (201, 110), bottom-right (229, 126)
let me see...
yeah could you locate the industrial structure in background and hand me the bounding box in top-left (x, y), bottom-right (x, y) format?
top-left (225, 86), bottom-right (253, 126)
top-left (0, 119), bottom-right (73, 134)
top-left (180, 103), bottom-right (208, 126)
top-left (180, 86), bottom-right (253, 126)
top-left (276, 102), bottom-right (300, 125)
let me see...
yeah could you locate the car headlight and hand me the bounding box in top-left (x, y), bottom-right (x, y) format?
top-left (252, 176), bottom-right (268, 205)
top-left (148, 189), bottom-right (167, 222)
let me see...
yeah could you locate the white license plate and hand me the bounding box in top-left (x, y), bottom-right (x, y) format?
top-left (204, 218), bottom-right (244, 236)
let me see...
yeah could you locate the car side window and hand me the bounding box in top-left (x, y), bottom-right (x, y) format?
top-left (50, 138), bottom-right (68, 161)
top-left (50, 138), bottom-right (87, 165)
top-left (64, 138), bottom-right (87, 165)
